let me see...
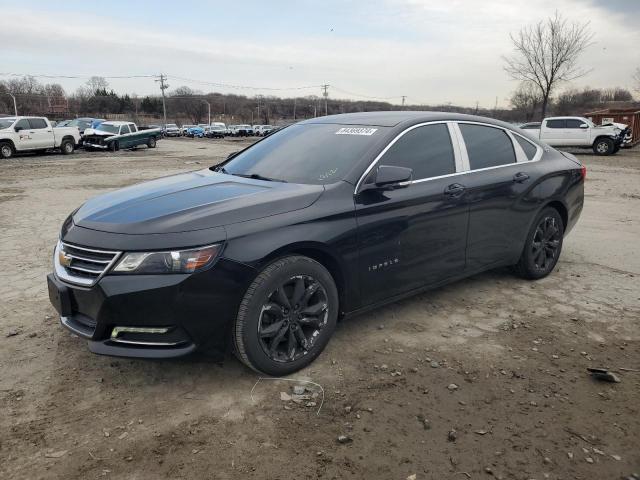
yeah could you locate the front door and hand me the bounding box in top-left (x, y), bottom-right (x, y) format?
top-left (27, 118), bottom-right (52, 149)
top-left (355, 123), bottom-right (469, 306)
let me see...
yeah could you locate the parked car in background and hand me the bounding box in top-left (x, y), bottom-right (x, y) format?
top-left (181, 125), bottom-right (195, 136)
top-left (206, 124), bottom-right (226, 138)
top-left (260, 125), bottom-right (276, 136)
top-left (165, 124), bottom-right (180, 137)
top-left (233, 124), bottom-right (252, 137)
top-left (227, 125), bottom-right (238, 136)
top-left (186, 126), bottom-right (205, 138)
top-left (519, 122), bottom-right (541, 131)
top-left (600, 121), bottom-right (632, 148)
top-left (48, 111), bottom-right (584, 375)
top-left (529, 116), bottom-right (624, 155)
top-left (56, 120), bottom-right (72, 127)
top-left (68, 118), bottom-right (105, 135)
top-left (0, 116), bottom-right (81, 159)
top-left (83, 121), bottom-right (161, 151)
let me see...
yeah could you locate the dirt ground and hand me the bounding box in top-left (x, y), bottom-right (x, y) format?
top-left (1, 138), bottom-right (638, 480)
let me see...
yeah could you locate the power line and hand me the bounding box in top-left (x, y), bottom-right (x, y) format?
top-left (0, 72), bottom-right (155, 80)
top-left (166, 75), bottom-right (323, 92)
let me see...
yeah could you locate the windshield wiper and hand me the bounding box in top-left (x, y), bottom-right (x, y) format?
top-left (230, 172), bottom-right (287, 183)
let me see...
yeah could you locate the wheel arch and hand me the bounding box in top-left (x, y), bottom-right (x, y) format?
top-left (592, 135), bottom-right (614, 147)
top-left (543, 200), bottom-right (568, 232)
top-left (260, 241), bottom-right (348, 316)
top-left (61, 135), bottom-right (75, 144)
top-left (0, 138), bottom-right (16, 151)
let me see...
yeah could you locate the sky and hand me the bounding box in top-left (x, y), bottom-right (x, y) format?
top-left (1, 0), bottom-right (638, 108)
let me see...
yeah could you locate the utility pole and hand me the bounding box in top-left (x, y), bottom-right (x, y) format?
top-left (155, 74), bottom-right (169, 127)
top-left (202, 100), bottom-right (211, 125)
top-left (321, 84), bottom-right (329, 116)
top-left (3, 92), bottom-right (17, 116)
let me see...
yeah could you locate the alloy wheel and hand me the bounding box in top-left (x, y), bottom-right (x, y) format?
top-left (531, 216), bottom-right (561, 271)
top-left (257, 275), bottom-right (329, 363)
top-left (596, 141), bottom-right (609, 153)
top-left (1, 145), bottom-right (11, 158)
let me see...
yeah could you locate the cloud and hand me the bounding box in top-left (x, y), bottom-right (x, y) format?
top-left (1, 1), bottom-right (638, 107)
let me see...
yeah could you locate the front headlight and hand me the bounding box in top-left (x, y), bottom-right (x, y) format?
top-left (112, 244), bottom-right (222, 274)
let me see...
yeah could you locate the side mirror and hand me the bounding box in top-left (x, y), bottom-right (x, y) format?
top-left (14, 126), bottom-right (22, 132)
top-left (368, 165), bottom-right (413, 190)
top-left (579, 123), bottom-right (589, 129)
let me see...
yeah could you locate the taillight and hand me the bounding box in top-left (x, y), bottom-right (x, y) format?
top-left (580, 165), bottom-right (587, 180)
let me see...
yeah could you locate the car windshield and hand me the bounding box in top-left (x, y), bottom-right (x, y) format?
top-left (68, 119), bottom-right (91, 127)
top-left (167, 124), bottom-right (178, 128)
top-left (96, 124), bottom-right (120, 134)
top-left (0, 118), bottom-right (16, 129)
top-left (218, 123), bottom-right (386, 185)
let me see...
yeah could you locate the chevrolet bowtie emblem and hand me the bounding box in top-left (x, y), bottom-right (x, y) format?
top-left (59, 250), bottom-right (73, 268)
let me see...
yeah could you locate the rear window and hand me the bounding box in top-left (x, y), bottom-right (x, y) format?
top-left (460, 124), bottom-right (516, 170)
top-left (222, 123), bottom-right (387, 185)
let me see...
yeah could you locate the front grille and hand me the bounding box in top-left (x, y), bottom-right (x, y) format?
top-left (54, 241), bottom-right (121, 286)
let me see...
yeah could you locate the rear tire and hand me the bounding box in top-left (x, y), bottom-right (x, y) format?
top-left (593, 138), bottom-right (614, 156)
top-left (0, 142), bottom-right (14, 159)
top-left (513, 207), bottom-right (564, 280)
top-left (233, 255), bottom-right (339, 376)
top-left (147, 136), bottom-right (157, 148)
top-left (60, 139), bottom-right (74, 155)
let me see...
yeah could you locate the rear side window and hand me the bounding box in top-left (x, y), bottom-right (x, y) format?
top-left (460, 124), bottom-right (516, 170)
top-left (546, 119), bottom-right (565, 129)
top-left (514, 135), bottom-right (538, 160)
top-left (379, 124), bottom-right (455, 180)
top-left (129, 124), bottom-right (137, 132)
top-left (28, 118), bottom-right (47, 129)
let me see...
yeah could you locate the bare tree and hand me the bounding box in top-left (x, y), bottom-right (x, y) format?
top-left (503, 12), bottom-right (594, 119)
top-left (86, 76), bottom-right (109, 94)
top-left (633, 68), bottom-right (640, 95)
top-left (510, 82), bottom-right (543, 121)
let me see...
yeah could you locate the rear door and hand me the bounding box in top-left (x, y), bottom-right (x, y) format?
top-left (542, 119), bottom-right (566, 146)
top-left (355, 122), bottom-right (469, 305)
top-left (456, 122), bottom-right (542, 270)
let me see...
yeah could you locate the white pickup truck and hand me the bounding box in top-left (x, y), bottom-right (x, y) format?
top-left (0, 116), bottom-right (81, 159)
top-left (520, 116), bottom-right (625, 156)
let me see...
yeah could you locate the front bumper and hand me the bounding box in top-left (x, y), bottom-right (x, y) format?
top-left (47, 257), bottom-right (256, 359)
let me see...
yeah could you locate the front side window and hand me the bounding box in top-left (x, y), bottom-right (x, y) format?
top-left (546, 119), bottom-right (565, 129)
top-left (460, 124), bottom-right (516, 170)
top-left (514, 135), bottom-right (538, 160)
top-left (14, 119), bottom-right (30, 131)
top-left (566, 119), bottom-right (586, 129)
top-left (221, 123), bottom-right (387, 185)
top-left (120, 125), bottom-right (131, 135)
top-left (28, 118), bottom-right (47, 129)
top-left (379, 123), bottom-right (455, 180)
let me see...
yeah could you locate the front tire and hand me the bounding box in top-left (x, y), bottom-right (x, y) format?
top-left (513, 207), bottom-right (564, 280)
top-left (60, 139), bottom-right (74, 155)
top-left (0, 142), bottom-right (14, 159)
top-left (593, 138), bottom-right (614, 156)
top-left (147, 136), bottom-right (157, 148)
top-left (233, 255), bottom-right (339, 376)
top-left (110, 141), bottom-right (120, 152)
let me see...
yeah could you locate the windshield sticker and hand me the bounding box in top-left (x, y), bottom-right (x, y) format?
top-left (335, 127), bottom-right (378, 136)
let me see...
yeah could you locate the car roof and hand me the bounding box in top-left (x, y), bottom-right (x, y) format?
top-left (299, 111), bottom-right (518, 129)
top-left (102, 121), bottom-right (134, 126)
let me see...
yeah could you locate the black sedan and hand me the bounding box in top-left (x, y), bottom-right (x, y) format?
top-left (47, 112), bottom-right (584, 375)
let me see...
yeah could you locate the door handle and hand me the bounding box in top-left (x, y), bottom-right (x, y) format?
top-left (513, 172), bottom-right (530, 183)
top-left (444, 183), bottom-right (466, 196)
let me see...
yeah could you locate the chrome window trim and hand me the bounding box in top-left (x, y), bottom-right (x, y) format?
top-left (354, 121), bottom-right (459, 193)
top-left (354, 120), bottom-right (545, 194)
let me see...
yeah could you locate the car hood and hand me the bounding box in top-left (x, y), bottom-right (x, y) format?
top-left (73, 169), bottom-right (324, 234)
top-left (83, 128), bottom-right (115, 137)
